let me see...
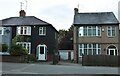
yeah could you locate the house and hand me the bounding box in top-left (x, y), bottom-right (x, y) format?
top-left (73, 8), bottom-right (119, 63)
top-left (1, 10), bottom-right (58, 61)
top-left (0, 20), bottom-right (12, 49)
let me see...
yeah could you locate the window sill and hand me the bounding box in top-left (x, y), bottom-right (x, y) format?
top-left (107, 36), bottom-right (115, 38)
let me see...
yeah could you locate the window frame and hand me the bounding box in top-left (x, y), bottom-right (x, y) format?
top-left (17, 26), bottom-right (31, 35)
top-left (16, 42), bottom-right (31, 54)
top-left (39, 27), bottom-right (46, 36)
top-left (79, 44), bottom-right (101, 57)
top-left (107, 26), bottom-right (116, 37)
top-left (0, 27), bottom-right (6, 35)
top-left (79, 26), bottom-right (101, 37)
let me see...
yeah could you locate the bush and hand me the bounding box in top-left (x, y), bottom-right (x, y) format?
top-left (10, 44), bottom-right (28, 56)
top-left (2, 44), bottom-right (8, 52)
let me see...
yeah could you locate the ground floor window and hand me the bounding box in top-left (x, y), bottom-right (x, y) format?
top-left (79, 44), bottom-right (101, 57)
top-left (16, 42), bottom-right (31, 54)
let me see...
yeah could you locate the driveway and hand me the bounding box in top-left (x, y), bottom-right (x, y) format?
top-left (0, 62), bottom-right (119, 75)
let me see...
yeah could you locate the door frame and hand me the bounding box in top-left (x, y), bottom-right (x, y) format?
top-left (36, 44), bottom-right (47, 60)
top-left (108, 49), bottom-right (116, 55)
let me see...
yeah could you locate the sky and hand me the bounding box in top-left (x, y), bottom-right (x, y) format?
top-left (0, 0), bottom-right (120, 30)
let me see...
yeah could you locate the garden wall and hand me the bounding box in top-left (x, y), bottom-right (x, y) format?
top-left (82, 55), bottom-right (120, 67)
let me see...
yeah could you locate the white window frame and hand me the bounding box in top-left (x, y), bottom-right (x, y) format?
top-left (79, 26), bottom-right (101, 37)
top-left (79, 44), bottom-right (101, 57)
top-left (0, 27), bottom-right (6, 35)
top-left (107, 26), bottom-right (116, 37)
top-left (16, 42), bottom-right (31, 54)
top-left (39, 27), bottom-right (46, 35)
top-left (17, 26), bottom-right (31, 35)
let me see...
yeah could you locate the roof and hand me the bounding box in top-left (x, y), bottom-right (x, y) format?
top-left (73, 12), bottom-right (119, 25)
top-left (2, 16), bottom-right (50, 26)
top-left (1, 16), bottom-right (58, 32)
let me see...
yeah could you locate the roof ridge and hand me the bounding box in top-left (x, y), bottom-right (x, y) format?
top-left (78, 12), bottom-right (113, 14)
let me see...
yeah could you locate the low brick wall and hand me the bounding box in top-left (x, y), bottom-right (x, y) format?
top-left (82, 55), bottom-right (120, 67)
top-left (0, 55), bottom-right (26, 63)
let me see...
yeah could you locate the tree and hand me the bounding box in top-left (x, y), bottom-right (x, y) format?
top-left (9, 44), bottom-right (28, 56)
top-left (10, 35), bottom-right (29, 56)
top-left (58, 26), bottom-right (73, 50)
top-left (1, 44), bottom-right (8, 52)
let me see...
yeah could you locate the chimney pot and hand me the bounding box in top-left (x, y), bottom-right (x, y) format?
top-left (74, 8), bottom-right (78, 15)
top-left (19, 10), bottom-right (26, 17)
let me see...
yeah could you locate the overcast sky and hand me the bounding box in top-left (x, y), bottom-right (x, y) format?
top-left (0, 0), bottom-right (120, 30)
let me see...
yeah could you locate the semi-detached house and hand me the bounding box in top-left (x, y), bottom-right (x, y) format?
top-left (1, 10), bottom-right (58, 61)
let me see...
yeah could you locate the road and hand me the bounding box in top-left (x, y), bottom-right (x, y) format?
top-left (0, 62), bottom-right (119, 76)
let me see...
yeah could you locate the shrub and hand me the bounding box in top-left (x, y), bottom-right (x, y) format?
top-left (10, 44), bottom-right (28, 56)
top-left (2, 44), bottom-right (8, 52)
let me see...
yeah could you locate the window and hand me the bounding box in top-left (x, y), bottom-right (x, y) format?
top-left (17, 26), bottom-right (31, 35)
top-left (107, 26), bottom-right (116, 37)
top-left (40, 46), bottom-right (44, 54)
top-left (16, 42), bottom-right (31, 54)
top-left (79, 44), bottom-right (101, 57)
top-left (79, 26), bottom-right (101, 36)
top-left (0, 27), bottom-right (6, 35)
top-left (39, 27), bottom-right (46, 35)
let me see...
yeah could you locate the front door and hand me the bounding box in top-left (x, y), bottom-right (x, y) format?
top-left (37, 44), bottom-right (47, 60)
top-left (108, 49), bottom-right (115, 55)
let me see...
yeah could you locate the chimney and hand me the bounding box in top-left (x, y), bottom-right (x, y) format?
top-left (19, 10), bottom-right (26, 17)
top-left (74, 8), bottom-right (78, 15)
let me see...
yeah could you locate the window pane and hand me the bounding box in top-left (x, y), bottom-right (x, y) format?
top-left (88, 27), bottom-right (91, 36)
top-left (79, 27), bottom-right (83, 36)
top-left (24, 27), bottom-right (27, 34)
top-left (27, 27), bottom-right (31, 35)
top-left (88, 49), bottom-right (92, 55)
top-left (79, 44), bottom-right (82, 48)
top-left (40, 46), bottom-right (44, 54)
top-left (98, 26), bottom-right (101, 36)
top-left (21, 27), bottom-right (23, 34)
top-left (93, 49), bottom-right (96, 55)
top-left (39, 27), bottom-right (42, 35)
top-left (112, 27), bottom-right (115, 36)
top-left (84, 44), bottom-right (87, 48)
top-left (93, 28), bottom-right (96, 36)
top-left (43, 27), bottom-right (46, 35)
top-left (98, 49), bottom-right (101, 54)
top-left (80, 49), bottom-right (82, 56)
top-left (93, 44), bottom-right (96, 48)
top-left (84, 49), bottom-right (87, 55)
top-left (83, 27), bottom-right (87, 36)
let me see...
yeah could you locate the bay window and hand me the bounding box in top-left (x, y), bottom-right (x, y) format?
top-left (16, 42), bottom-right (31, 54)
top-left (79, 44), bottom-right (101, 57)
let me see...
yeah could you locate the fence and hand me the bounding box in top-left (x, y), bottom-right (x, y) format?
top-left (82, 55), bottom-right (120, 67)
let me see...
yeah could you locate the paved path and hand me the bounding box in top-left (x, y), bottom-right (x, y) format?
top-left (0, 62), bottom-right (119, 75)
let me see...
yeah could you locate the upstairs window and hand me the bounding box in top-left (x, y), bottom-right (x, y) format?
top-left (79, 26), bottom-right (101, 37)
top-left (39, 27), bottom-right (46, 35)
top-left (107, 26), bottom-right (116, 37)
top-left (17, 26), bottom-right (31, 35)
top-left (0, 27), bottom-right (6, 35)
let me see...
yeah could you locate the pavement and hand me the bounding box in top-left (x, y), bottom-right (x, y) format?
top-left (0, 61), bottom-right (120, 75)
